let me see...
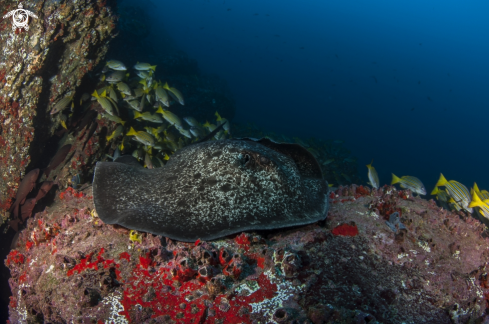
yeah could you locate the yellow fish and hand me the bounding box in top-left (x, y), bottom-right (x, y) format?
top-left (163, 82), bottom-right (184, 105)
top-left (366, 160), bottom-right (379, 189)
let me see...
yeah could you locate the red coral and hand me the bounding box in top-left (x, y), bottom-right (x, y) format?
top-left (331, 223), bottom-right (359, 237)
top-left (6, 250), bottom-right (25, 266)
top-left (119, 252), bottom-right (131, 262)
top-left (67, 248), bottom-right (118, 277)
top-left (59, 187), bottom-right (85, 200)
top-left (234, 232), bottom-right (251, 251)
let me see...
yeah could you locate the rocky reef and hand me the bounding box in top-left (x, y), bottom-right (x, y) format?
top-left (0, 0), bottom-right (117, 224)
top-left (5, 184), bottom-right (489, 323)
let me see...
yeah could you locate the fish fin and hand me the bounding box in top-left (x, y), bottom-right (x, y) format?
top-left (150, 65), bottom-right (156, 71)
top-left (434, 173), bottom-right (448, 187)
top-left (163, 82), bottom-right (170, 91)
top-left (366, 159), bottom-right (373, 168)
top-left (156, 106), bottom-right (164, 114)
top-left (474, 182), bottom-right (481, 195)
top-left (91, 90), bottom-right (99, 98)
top-left (101, 90), bottom-right (107, 98)
top-left (391, 173), bottom-right (401, 185)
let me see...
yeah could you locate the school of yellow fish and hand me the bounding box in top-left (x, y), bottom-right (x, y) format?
top-left (365, 161), bottom-right (489, 220)
top-left (92, 60), bottom-right (232, 168)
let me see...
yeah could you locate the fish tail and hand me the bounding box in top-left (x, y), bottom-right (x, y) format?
top-left (134, 111), bottom-right (142, 119)
top-left (469, 191), bottom-right (484, 208)
top-left (156, 106), bottom-right (164, 114)
top-left (434, 173), bottom-right (448, 187)
top-left (150, 65), bottom-right (157, 71)
top-left (391, 173), bottom-right (401, 185)
top-left (366, 159), bottom-right (373, 168)
top-left (430, 186), bottom-right (439, 195)
top-left (126, 127), bottom-right (138, 136)
top-left (120, 120), bottom-right (126, 126)
top-left (163, 82), bottom-right (170, 91)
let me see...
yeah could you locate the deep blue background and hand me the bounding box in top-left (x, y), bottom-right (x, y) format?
top-left (141, 0), bottom-right (489, 191)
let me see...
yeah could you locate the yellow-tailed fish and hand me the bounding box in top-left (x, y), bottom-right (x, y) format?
top-left (391, 174), bottom-right (426, 195)
top-left (101, 113), bottom-right (125, 125)
top-left (322, 158), bottom-right (334, 166)
top-left (215, 111), bottom-right (230, 133)
top-left (50, 95), bottom-right (74, 114)
top-left (106, 70), bottom-right (126, 83)
top-left (134, 111), bottom-right (163, 123)
top-left (482, 190), bottom-right (489, 200)
top-left (126, 127), bottom-right (155, 146)
top-left (432, 173), bottom-right (472, 213)
top-left (163, 82), bottom-right (184, 105)
top-left (175, 125), bottom-right (192, 139)
top-left (133, 88), bottom-right (144, 98)
top-left (190, 126), bottom-right (206, 138)
top-left (203, 121), bottom-right (216, 132)
top-left (366, 160), bottom-right (379, 189)
top-left (116, 82), bottom-right (131, 96)
top-left (468, 190), bottom-right (489, 216)
top-left (431, 187), bottom-right (449, 202)
top-left (469, 191), bottom-right (489, 218)
top-left (106, 125), bottom-right (124, 141)
top-left (155, 86), bottom-right (170, 107)
top-left (126, 99), bottom-right (142, 112)
top-left (156, 106), bottom-right (183, 127)
top-left (106, 60), bottom-right (127, 71)
top-left (134, 62), bottom-right (156, 71)
top-left (144, 152), bottom-right (154, 169)
top-left (472, 183), bottom-right (489, 200)
top-left (136, 70), bottom-right (152, 79)
top-left (92, 90), bottom-right (115, 116)
top-left (183, 117), bottom-right (200, 127)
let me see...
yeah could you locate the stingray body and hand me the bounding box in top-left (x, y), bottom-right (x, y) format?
top-left (93, 138), bottom-right (329, 241)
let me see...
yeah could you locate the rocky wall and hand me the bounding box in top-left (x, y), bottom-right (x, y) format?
top-left (0, 0), bottom-right (117, 225)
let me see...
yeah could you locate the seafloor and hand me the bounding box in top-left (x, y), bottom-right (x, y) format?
top-left (5, 184), bottom-right (489, 323)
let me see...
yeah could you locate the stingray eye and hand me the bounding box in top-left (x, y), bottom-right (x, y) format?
top-left (243, 154), bottom-right (251, 166)
top-left (239, 153), bottom-right (252, 167)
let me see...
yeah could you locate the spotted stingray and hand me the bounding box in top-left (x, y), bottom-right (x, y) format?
top-left (93, 138), bottom-right (329, 242)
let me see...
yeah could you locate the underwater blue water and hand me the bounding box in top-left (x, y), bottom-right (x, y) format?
top-left (140, 0), bottom-right (488, 191)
